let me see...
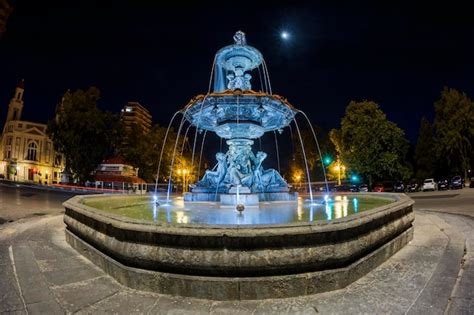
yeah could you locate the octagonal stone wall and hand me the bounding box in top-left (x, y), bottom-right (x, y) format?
top-left (63, 193), bottom-right (414, 300)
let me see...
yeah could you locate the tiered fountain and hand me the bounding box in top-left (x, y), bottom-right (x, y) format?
top-left (63, 31), bottom-right (414, 300)
top-left (183, 31), bottom-right (296, 206)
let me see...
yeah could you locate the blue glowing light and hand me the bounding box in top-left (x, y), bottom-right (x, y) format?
top-left (353, 198), bottom-right (359, 213)
top-left (323, 156), bottom-right (332, 166)
top-left (324, 194), bottom-right (329, 203)
top-left (351, 175), bottom-right (359, 182)
top-left (281, 31), bottom-right (290, 40)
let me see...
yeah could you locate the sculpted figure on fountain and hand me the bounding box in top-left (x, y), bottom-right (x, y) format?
top-left (194, 147), bottom-right (289, 193)
top-left (195, 152), bottom-right (227, 188)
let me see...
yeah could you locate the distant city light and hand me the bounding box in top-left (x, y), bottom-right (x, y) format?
top-left (281, 31), bottom-right (290, 40)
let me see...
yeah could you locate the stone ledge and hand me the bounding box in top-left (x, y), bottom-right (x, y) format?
top-left (65, 227), bottom-right (413, 300)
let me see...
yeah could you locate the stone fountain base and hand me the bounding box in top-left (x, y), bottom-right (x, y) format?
top-left (63, 193), bottom-right (414, 300)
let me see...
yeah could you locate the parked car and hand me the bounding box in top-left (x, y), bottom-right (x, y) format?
top-left (450, 176), bottom-right (463, 189)
top-left (470, 177), bottom-right (474, 188)
top-left (422, 178), bottom-right (437, 191)
top-left (332, 185), bottom-right (351, 192)
top-left (437, 178), bottom-right (449, 190)
top-left (349, 185), bottom-right (359, 192)
top-left (359, 184), bottom-right (369, 192)
top-left (373, 183), bottom-right (384, 192)
top-left (393, 181), bottom-right (405, 192)
top-left (407, 181), bottom-right (419, 192)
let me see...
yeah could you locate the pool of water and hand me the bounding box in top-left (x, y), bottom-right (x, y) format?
top-left (83, 195), bottom-right (393, 226)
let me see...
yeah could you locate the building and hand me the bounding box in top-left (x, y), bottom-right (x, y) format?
top-left (0, 0), bottom-right (12, 38)
top-left (121, 101), bottom-right (152, 135)
top-left (93, 156), bottom-right (146, 192)
top-left (0, 81), bottom-right (65, 184)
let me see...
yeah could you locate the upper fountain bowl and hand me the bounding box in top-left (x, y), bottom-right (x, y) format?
top-left (183, 90), bottom-right (296, 139)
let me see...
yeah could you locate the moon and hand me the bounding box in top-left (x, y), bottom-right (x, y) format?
top-left (281, 31), bottom-right (290, 40)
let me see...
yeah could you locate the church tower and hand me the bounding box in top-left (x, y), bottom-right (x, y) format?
top-left (6, 79), bottom-right (24, 122)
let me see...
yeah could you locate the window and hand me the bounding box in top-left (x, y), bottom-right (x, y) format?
top-left (15, 138), bottom-right (20, 159)
top-left (26, 142), bottom-right (38, 161)
top-left (6, 137), bottom-right (12, 145)
top-left (12, 109), bottom-right (18, 120)
top-left (54, 154), bottom-right (62, 166)
top-left (45, 142), bottom-right (51, 163)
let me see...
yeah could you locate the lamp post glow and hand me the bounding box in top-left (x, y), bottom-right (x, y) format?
top-left (281, 31), bottom-right (290, 40)
top-left (295, 174), bottom-right (302, 189)
top-left (333, 158), bottom-right (346, 186)
top-left (177, 168), bottom-right (189, 192)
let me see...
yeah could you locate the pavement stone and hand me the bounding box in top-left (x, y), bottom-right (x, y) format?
top-left (0, 262), bottom-right (25, 313)
top-left (209, 300), bottom-right (262, 315)
top-left (26, 300), bottom-right (64, 315)
top-left (52, 276), bottom-right (120, 313)
top-left (76, 291), bottom-right (158, 314)
top-left (12, 245), bottom-right (59, 306)
top-left (148, 295), bottom-right (212, 314)
top-left (447, 297), bottom-right (474, 315)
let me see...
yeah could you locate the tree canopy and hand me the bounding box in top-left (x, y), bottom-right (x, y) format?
top-left (119, 123), bottom-right (191, 184)
top-left (290, 124), bottom-right (335, 182)
top-left (414, 116), bottom-right (436, 179)
top-left (433, 88), bottom-right (474, 178)
top-left (330, 100), bottom-right (411, 185)
top-left (47, 87), bottom-right (122, 183)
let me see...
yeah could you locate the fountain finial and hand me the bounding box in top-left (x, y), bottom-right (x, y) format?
top-left (233, 31), bottom-right (246, 45)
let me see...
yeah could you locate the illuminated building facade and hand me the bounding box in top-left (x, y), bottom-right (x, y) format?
top-left (0, 81), bottom-right (65, 183)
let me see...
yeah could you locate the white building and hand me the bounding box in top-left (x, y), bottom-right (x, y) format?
top-left (0, 80), bottom-right (65, 184)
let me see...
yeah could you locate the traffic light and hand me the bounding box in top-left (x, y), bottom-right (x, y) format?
top-left (323, 156), bottom-right (332, 166)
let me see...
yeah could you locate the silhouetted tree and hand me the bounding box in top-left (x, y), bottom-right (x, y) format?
top-left (330, 100), bottom-right (411, 187)
top-left (47, 87), bottom-right (122, 183)
top-left (414, 116), bottom-right (437, 179)
top-left (433, 88), bottom-right (474, 180)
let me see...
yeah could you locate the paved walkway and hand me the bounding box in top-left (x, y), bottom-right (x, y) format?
top-left (0, 209), bottom-right (472, 314)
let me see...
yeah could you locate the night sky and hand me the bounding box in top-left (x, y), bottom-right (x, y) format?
top-left (1, 1), bottom-right (474, 143)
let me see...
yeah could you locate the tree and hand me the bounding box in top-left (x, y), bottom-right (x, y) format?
top-left (414, 116), bottom-right (437, 179)
top-left (291, 125), bottom-right (335, 182)
top-left (119, 123), bottom-right (192, 184)
top-left (47, 87), bottom-right (122, 183)
top-left (330, 100), bottom-right (411, 186)
top-left (433, 88), bottom-right (474, 180)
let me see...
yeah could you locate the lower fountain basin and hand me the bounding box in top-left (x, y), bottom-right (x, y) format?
top-left (63, 193), bottom-right (414, 300)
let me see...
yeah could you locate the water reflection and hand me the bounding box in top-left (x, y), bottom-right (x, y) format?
top-left (353, 197), bottom-right (359, 213)
top-left (94, 195), bottom-right (390, 226)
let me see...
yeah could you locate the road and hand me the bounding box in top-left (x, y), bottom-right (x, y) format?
top-left (410, 187), bottom-right (474, 218)
top-left (0, 183), bottom-right (76, 224)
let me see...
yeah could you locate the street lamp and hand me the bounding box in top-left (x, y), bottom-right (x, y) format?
top-left (295, 174), bottom-right (302, 189)
top-left (333, 158), bottom-right (346, 186)
top-left (177, 168), bottom-right (189, 192)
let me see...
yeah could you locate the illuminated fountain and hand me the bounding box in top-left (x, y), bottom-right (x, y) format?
top-left (63, 31), bottom-right (414, 300)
